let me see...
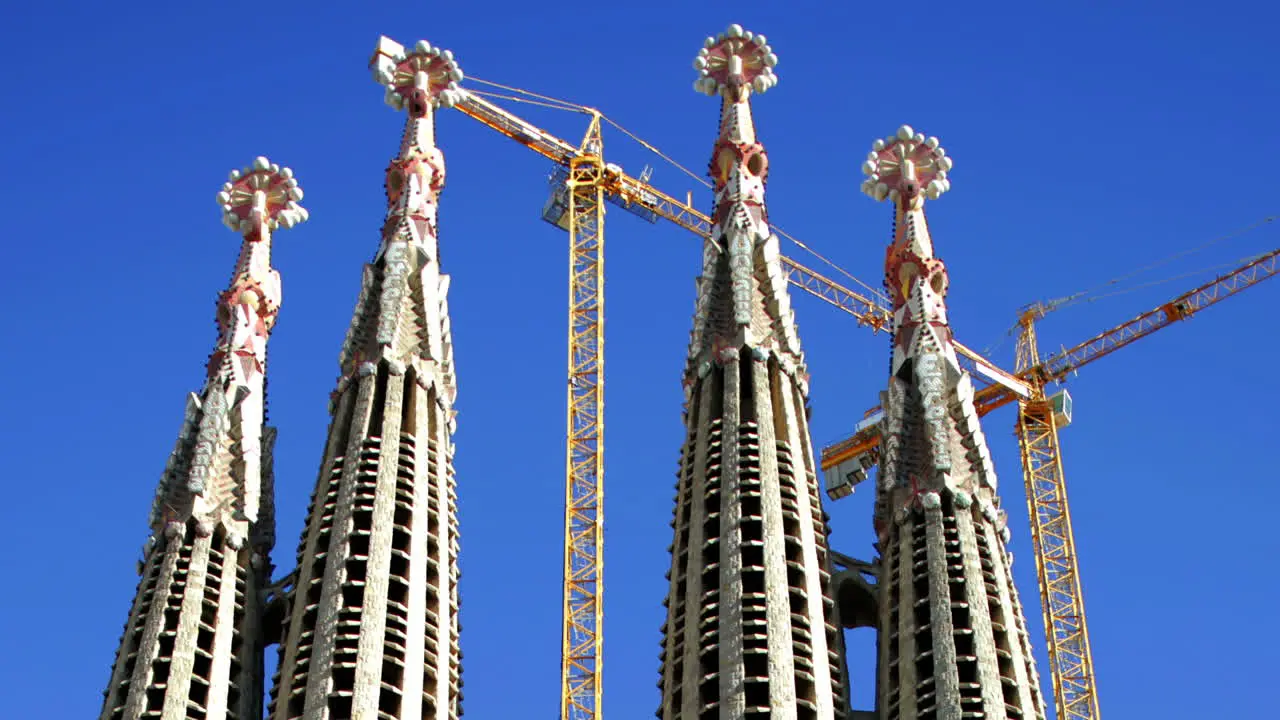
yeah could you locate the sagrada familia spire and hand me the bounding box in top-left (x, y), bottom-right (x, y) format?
top-left (99, 158), bottom-right (308, 720)
top-left (267, 38), bottom-right (465, 720)
top-left (656, 25), bottom-right (848, 720)
top-left (860, 127), bottom-right (1047, 720)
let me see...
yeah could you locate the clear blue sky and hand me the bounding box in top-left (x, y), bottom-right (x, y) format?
top-left (1, 2), bottom-right (1276, 718)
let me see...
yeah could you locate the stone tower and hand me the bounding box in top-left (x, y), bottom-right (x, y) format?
top-left (266, 37), bottom-right (464, 720)
top-left (99, 158), bottom-right (308, 720)
top-left (860, 126), bottom-right (1047, 720)
top-left (656, 24), bottom-right (848, 720)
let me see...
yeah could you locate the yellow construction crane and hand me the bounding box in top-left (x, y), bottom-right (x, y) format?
top-left (367, 41), bottom-right (1280, 720)
top-left (557, 115), bottom-right (607, 720)
top-left (819, 246), bottom-right (1280, 720)
top-left (377, 65), bottom-right (892, 720)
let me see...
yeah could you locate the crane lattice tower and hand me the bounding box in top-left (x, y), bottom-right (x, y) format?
top-left (98, 158), bottom-right (308, 720)
top-left (656, 25), bottom-right (849, 720)
top-left (860, 126), bottom-right (1048, 720)
top-left (267, 39), bottom-right (465, 720)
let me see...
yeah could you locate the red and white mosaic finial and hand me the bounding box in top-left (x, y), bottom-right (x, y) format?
top-left (372, 38), bottom-right (465, 116)
top-left (860, 125), bottom-right (954, 206)
top-left (216, 157), bottom-right (308, 236)
top-left (693, 23), bottom-right (778, 98)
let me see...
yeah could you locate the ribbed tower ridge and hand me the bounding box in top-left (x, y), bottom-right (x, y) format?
top-left (860, 127), bottom-right (1047, 720)
top-left (100, 158), bottom-right (308, 720)
top-left (267, 36), bottom-right (464, 720)
top-left (657, 24), bottom-right (847, 720)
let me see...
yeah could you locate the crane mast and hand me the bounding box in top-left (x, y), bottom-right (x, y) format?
top-left (1014, 309), bottom-right (1097, 720)
top-left (561, 117), bottom-right (606, 720)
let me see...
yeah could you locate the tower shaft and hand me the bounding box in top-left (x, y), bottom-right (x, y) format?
top-left (100, 159), bottom-right (306, 720)
top-left (269, 38), bottom-right (463, 720)
top-left (658, 26), bottom-right (846, 720)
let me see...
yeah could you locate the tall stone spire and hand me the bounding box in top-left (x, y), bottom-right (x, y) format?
top-left (267, 36), bottom-right (463, 720)
top-left (99, 157), bottom-right (307, 720)
top-left (657, 24), bottom-right (848, 720)
top-left (860, 127), bottom-right (1048, 720)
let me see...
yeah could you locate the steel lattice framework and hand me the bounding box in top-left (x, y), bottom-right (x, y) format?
top-left (1036, 247), bottom-right (1280, 381)
top-left (1016, 399), bottom-right (1093, 720)
top-left (562, 152), bottom-right (606, 720)
top-left (1015, 316), bottom-right (1096, 720)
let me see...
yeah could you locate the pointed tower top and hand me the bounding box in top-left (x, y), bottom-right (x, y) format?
top-left (862, 125), bottom-right (955, 302)
top-left (860, 125), bottom-right (954, 207)
top-left (209, 156), bottom-right (307, 342)
top-left (371, 36), bottom-right (465, 115)
top-left (693, 24), bottom-right (779, 98)
top-left (683, 25), bottom-right (807, 392)
top-left (216, 157), bottom-right (309, 236)
top-left (147, 157), bottom-right (304, 541)
top-left (365, 36), bottom-right (458, 262)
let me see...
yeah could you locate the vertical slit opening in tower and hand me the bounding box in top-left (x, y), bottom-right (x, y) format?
top-left (739, 353), bottom-right (756, 422)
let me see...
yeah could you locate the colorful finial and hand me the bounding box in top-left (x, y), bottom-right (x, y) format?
top-left (693, 23), bottom-right (778, 97)
top-left (216, 157), bottom-right (308, 236)
top-left (860, 125), bottom-right (954, 206)
top-left (371, 37), bottom-right (465, 116)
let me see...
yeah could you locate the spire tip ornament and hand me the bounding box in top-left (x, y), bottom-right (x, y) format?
top-left (861, 125), bottom-right (953, 206)
top-left (371, 35), bottom-right (465, 114)
top-left (217, 158), bottom-right (308, 236)
top-left (693, 24), bottom-right (778, 98)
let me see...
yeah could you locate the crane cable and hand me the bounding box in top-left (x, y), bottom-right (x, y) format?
top-left (1073, 249), bottom-right (1272, 304)
top-left (468, 89), bottom-right (591, 115)
top-left (468, 76), bottom-right (890, 304)
top-left (1040, 215), bottom-right (1276, 312)
top-left (980, 215), bottom-right (1277, 358)
top-left (597, 113), bottom-right (889, 303)
top-left (468, 76), bottom-right (589, 114)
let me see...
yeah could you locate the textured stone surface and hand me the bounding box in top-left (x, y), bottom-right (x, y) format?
top-left (862, 128), bottom-right (1046, 720)
top-left (267, 37), bottom-right (462, 720)
top-left (99, 159), bottom-right (303, 720)
top-left (657, 26), bottom-right (846, 720)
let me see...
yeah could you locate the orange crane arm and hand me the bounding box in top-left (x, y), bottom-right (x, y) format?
top-left (452, 90), bottom-right (894, 330)
top-left (455, 92), bottom-right (580, 162)
top-left (1036, 248), bottom-right (1280, 384)
top-left (819, 246), bottom-right (1280, 474)
top-left (779, 258), bottom-right (892, 332)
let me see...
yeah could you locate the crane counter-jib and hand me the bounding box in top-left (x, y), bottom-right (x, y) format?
top-left (455, 90), bottom-right (580, 164)
top-left (456, 90), bottom-right (716, 241)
